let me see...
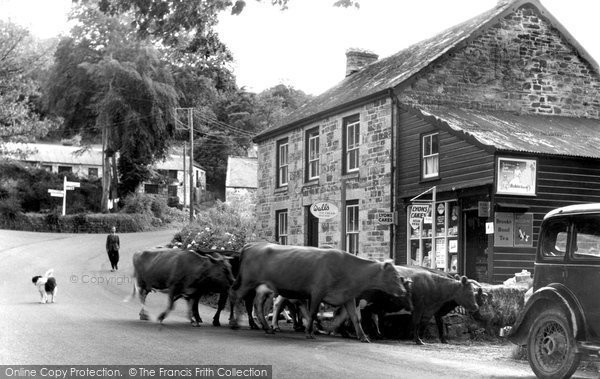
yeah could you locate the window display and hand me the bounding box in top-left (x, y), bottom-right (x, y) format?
top-left (408, 201), bottom-right (458, 271)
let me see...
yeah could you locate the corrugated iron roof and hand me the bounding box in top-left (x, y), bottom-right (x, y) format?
top-left (3, 143), bottom-right (103, 165)
top-left (2, 143), bottom-right (203, 170)
top-left (416, 106), bottom-right (600, 158)
top-left (254, 0), bottom-right (599, 142)
top-left (226, 156), bottom-right (258, 188)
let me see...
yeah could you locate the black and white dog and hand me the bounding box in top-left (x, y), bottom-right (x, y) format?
top-left (32, 269), bottom-right (57, 304)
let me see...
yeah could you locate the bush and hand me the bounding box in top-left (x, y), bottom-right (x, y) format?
top-left (174, 199), bottom-right (259, 251)
top-left (0, 160), bottom-right (102, 213)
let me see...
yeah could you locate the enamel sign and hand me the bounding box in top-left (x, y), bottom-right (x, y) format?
top-left (310, 201), bottom-right (338, 219)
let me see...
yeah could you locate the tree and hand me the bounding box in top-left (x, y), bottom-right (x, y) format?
top-left (44, 3), bottom-right (179, 211)
top-left (0, 21), bottom-right (60, 153)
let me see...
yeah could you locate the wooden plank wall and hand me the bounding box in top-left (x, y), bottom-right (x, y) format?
top-left (492, 156), bottom-right (600, 282)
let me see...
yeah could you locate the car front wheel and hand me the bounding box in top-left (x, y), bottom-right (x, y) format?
top-left (527, 309), bottom-right (580, 379)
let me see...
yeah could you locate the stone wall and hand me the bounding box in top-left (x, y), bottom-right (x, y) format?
top-left (401, 4), bottom-right (600, 119)
top-left (255, 99), bottom-right (393, 261)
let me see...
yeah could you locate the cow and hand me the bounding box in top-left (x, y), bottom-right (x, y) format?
top-left (193, 247), bottom-right (259, 329)
top-left (129, 248), bottom-right (235, 326)
top-left (228, 242), bottom-right (410, 342)
top-left (331, 265), bottom-right (480, 344)
top-left (399, 265), bottom-right (479, 344)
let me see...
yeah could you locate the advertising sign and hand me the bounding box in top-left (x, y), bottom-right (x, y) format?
top-left (409, 204), bottom-right (431, 229)
top-left (514, 213), bottom-right (534, 247)
top-left (497, 157), bottom-right (537, 196)
top-left (494, 212), bottom-right (514, 247)
top-left (376, 212), bottom-right (395, 225)
top-left (310, 201), bottom-right (338, 219)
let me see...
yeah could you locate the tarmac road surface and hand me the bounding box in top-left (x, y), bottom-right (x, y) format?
top-left (1, 229), bottom-right (597, 378)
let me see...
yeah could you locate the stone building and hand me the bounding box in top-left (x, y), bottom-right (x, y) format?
top-left (252, 0), bottom-right (600, 282)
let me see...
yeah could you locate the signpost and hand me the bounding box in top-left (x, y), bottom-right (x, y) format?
top-left (48, 177), bottom-right (81, 216)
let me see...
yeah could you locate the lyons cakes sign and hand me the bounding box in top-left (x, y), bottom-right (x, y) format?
top-left (310, 201), bottom-right (338, 219)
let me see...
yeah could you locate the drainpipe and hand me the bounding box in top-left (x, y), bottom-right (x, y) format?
top-left (388, 90), bottom-right (396, 260)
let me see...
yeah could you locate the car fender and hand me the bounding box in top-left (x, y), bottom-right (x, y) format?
top-left (508, 284), bottom-right (584, 345)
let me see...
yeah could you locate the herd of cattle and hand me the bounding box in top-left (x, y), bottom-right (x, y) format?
top-left (129, 242), bottom-right (481, 344)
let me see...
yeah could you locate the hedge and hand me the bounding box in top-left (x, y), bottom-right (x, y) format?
top-left (0, 212), bottom-right (163, 233)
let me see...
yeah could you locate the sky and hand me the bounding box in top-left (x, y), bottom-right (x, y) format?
top-left (1, 0), bottom-right (599, 96)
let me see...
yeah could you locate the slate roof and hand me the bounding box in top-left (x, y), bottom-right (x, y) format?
top-left (226, 156), bottom-right (258, 189)
top-left (254, 0), bottom-right (599, 143)
top-left (415, 106), bottom-right (600, 159)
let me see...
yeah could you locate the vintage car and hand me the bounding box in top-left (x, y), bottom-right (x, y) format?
top-left (509, 203), bottom-right (600, 378)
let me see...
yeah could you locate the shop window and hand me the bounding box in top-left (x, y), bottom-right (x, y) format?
top-left (422, 133), bottom-right (439, 179)
top-left (276, 209), bottom-right (288, 245)
top-left (343, 115), bottom-right (360, 174)
top-left (408, 201), bottom-right (458, 272)
top-left (306, 127), bottom-right (320, 181)
top-left (276, 138), bottom-right (289, 188)
top-left (345, 200), bottom-right (359, 255)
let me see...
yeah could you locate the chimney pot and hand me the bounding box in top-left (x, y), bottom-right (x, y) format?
top-left (345, 48), bottom-right (378, 77)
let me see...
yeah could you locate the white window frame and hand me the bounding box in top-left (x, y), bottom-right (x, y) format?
top-left (346, 119), bottom-right (360, 173)
top-left (277, 210), bottom-right (288, 245)
top-left (422, 133), bottom-right (439, 179)
top-left (277, 140), bottom-right (289, 187)
top-left (345, 202), bottom-right (359, 254)
top-left (307, 130), bottom-right (320, 180)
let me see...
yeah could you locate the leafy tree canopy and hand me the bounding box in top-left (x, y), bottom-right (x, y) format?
top-left (0, 21), bottom-right (60, 151)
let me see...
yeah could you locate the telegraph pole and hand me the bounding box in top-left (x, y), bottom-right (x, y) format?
top-left (188, 108), bottom-right (194, 223)
top-left (176, 107), bottom-right (195, 223)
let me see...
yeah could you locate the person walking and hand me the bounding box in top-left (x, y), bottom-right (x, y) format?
top-left (106, 226), bottom-right (120, 271)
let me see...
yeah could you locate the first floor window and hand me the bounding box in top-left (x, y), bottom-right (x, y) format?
top-left (344, 116), bottom-right (360, 173)
top-left (277, 139), bottom-right (289, 187)
top-left (346, 200), bottom-right (359, 254)
top-left (422, 133), bottom-right (439, 179)
top-left (306, 128), bottom-right (320, 181)
top-left (276, 210), bottom-right (288, 245)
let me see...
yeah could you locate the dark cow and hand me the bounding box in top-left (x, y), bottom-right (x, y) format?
top-left (398, 265), bottom-right (479, 344)
top-left (193, 247), bottom-right (259, 329)
top-left (229, 242), bottom-right (409, 342)
top-left (332, 265), bottom-right (479, 344)
top-left (130, 248), bottom-right (235, 326)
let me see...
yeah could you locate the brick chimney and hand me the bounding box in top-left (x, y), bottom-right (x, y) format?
top-left (345, 48), bottom-right (378, 77)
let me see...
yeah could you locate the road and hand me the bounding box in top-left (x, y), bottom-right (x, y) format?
top-left (0, 229), bottom-right (596, 378)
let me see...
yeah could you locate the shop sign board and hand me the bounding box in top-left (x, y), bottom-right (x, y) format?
top-left (409, 204), bottom-right (431, 229)
top-left (310, 201), bottom-right (338, 219)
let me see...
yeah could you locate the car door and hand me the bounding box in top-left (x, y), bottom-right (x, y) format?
top-left (566, 213), bottom-right (600, 341)
top-left (534, 216), bottom-right (569, 290)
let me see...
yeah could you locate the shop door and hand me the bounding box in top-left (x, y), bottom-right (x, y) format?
top-left (306, 207), bottom-right (319, 247)
top-left (463, 210), bottom-right (488, 282)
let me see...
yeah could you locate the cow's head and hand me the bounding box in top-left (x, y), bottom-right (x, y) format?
top-left (454, 276), bottom-right (479, 313)
top-left (382, 262), bottom-right (411, 303)
top-left (400, 277), bottom-right (414, 312)
top-left (205, 253), bottom-right (236, 288)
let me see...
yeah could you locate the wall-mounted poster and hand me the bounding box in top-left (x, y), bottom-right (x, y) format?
top-left (496, 157), bottom-right (537, 196)
top-left (514, 213), bottom-right (534, 247)
top-left (494, 212), bottom-right (514, 247)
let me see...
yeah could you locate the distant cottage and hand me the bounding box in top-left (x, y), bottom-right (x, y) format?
top-left (2, 143), bottom-right (205, 207)
top-left (252, 0), bottom-right (600, 283)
